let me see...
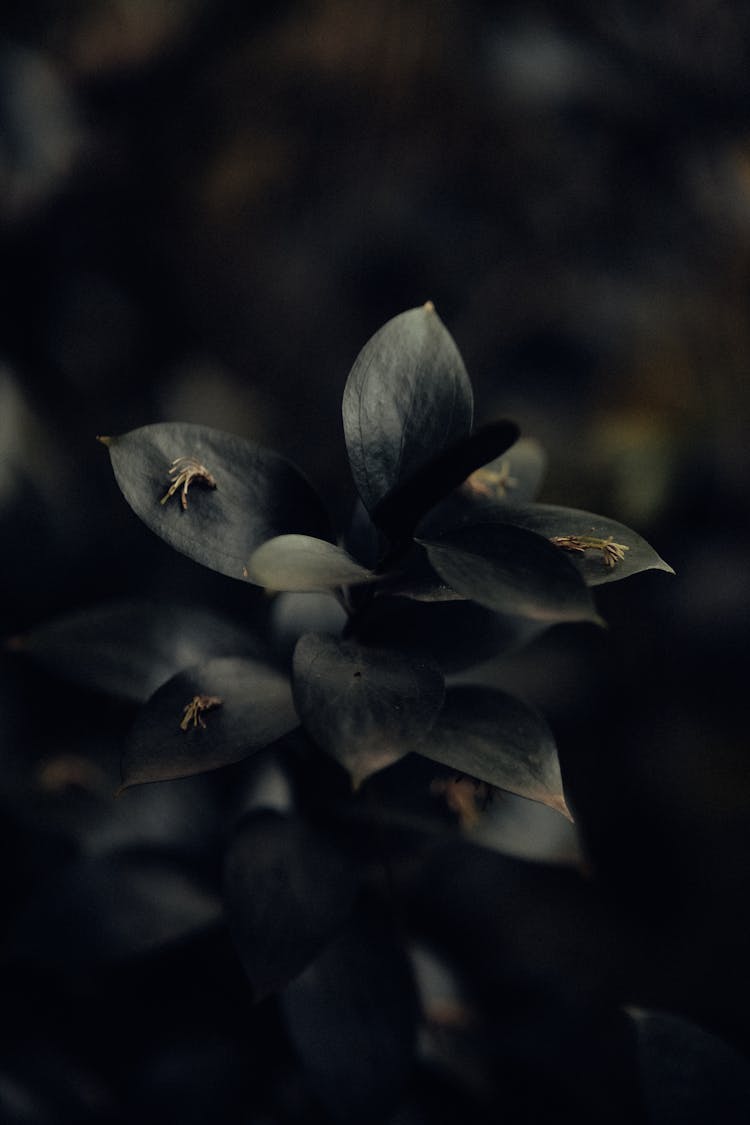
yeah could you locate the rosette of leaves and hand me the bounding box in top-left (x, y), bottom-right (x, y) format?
top-left (94, 302), bottom-right (672, 811)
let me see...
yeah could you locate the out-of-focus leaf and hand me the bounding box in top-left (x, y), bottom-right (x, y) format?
top-left (419, 523), bottom-right (602, 625)
top-left (471, 791), bottom-right (582, 866)
top-left (80, 772), bottom-right (222, 859)
top-left (373, 419), bottom-right (519, 546)
top-left (463, 435), bottom-right (548, 506)
top-left (420, 436), bottom-right (547, 535)
top-left (0, 366), bottom-right (32, 512)
top-left (484, 503), bottom-right (675, 585)
top-left (352, 596), bottom-right (542, 673)
top-left (224, 810), bottom-right (360, 1000)
top-left (8, 852), bottom-right (221, 967)
top-left (416, 685), bottom-right (571, 819)
top-left (99, 423), bottom-right (331, 581)
top-left (292, 634), bottom-right (444, 787)
top-left (281, 910), bottom-right (418, 1124)
top-left (128, 1037), bottom-right (249, 1125)
top-left (269, 591), bottom-right (348, 665)
top-left (0, 45), bottom-right (79, 224)
top-left (120, 656), bottom-right (298, 790)
top-left (246, 534), bottom-right (376, 591)
top-left (342, 305), bottom-right (473, 514)
top-left (400, 836), bottom-right (617, 1008)
top-left (628, 1007), bottom-right (750, 1125)
top-left (490, 437), bottom-right (547, 502)
top-left (0, 1048), bottom-right (113, 1124)
top-left (12, 599), bottom-right (263, 703)
top-left (387, 1068), bottom-right (494, 1125)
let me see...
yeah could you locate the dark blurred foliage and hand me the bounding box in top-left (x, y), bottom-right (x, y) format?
top-left (2, 1), bottom-right (750, 1121)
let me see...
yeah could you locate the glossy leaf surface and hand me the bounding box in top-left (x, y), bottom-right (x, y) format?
top-left (14, 599), bottom-right (263, 702)
top-left (281, 910), bottom-right (418, 1124)
top-left (121, 656), bottom-right (298, 790)
top-left (246, 534), bottom-right (375, 591)
top-left (224, 810), bottom-right (360, 1000)
top-left (416, 685), bottom-right (571, 818)
top-left (419, 523), bottom-right (601, 625)
top-left (100, 423), bottom-right (330, 580)
top-left (342, 304), bottom-right (473, 514)
top-left (292, 633), bottom-right (444, 786)
top-left (487, 503), bottom-right (675, 585)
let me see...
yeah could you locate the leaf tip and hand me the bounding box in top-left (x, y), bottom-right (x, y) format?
top-left (96, 434), bottom-right (112, 447)
top-left (423, 300), bottom-right (435, 313)
top-left (552, 794), bottom-right (575, 823)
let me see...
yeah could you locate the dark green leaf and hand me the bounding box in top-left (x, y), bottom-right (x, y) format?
top-left (628, 1008), bottom-right (750, 1125)
top-left (246, 534), bottom-right (376, 591)
top-left (120, 656), bottom-right (298, 790)
top-left (352, 596), bottom-right (542, 673)
top-left (12, 598), bottom-right (263, 702)
top-left (342, 304), bottom-right (473, 514)
top-left (372, 419), bottom-right (519, 546)
top-left (8, 852), bottom-right (221, 966)
top-left (99, 423), bottom-right (331, 581)
top-left (281, 909), bottom-right (418, 1124)
top-left (224, 810), bottom-right (360, 1000)
top-left (380, 543), bottom-right (466, 602)
top-left (416, 685), bottom-right (571, 819)
top-left (419, 523), bottom-right (602, 625)
top-left (419, 436), bottom-right (547, 535)
top-left (342, 498), bottom-right (381, 569)
top-left (292, 633), bottom-right (445, 786)
top-left (387, 568), bottom-right (465, 603)
top-left (485, 503), bottom-right (675, 585)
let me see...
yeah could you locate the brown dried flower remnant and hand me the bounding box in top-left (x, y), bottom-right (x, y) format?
top-left (463, 459), bottom-right (518, 500)
top-left (160, 457), bottom-right (217, 510)
top-left (180, 694), bottom-right (223, 731)
top-left (550, 534), bottom-right (630, 569)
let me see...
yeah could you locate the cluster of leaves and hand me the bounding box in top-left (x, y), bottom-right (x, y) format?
top-left (14, 304), bottom-right (677, 1121)
top-left (92, 304), bottom-right (670, 803)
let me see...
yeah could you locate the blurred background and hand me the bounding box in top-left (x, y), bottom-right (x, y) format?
top-left (2, 1), bottom-right (750, 1121)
